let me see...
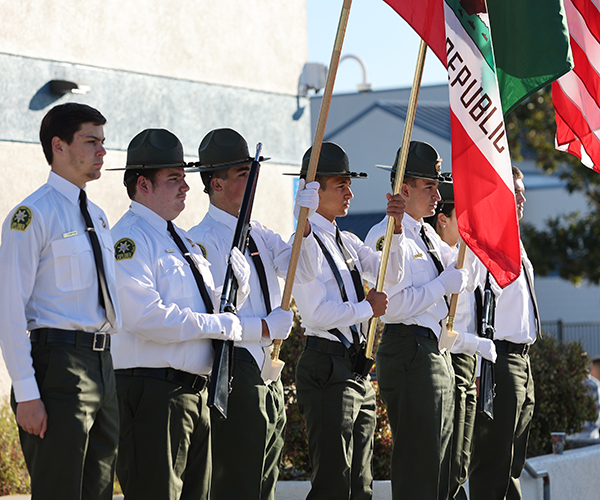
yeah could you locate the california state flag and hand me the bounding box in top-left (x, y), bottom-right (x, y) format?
top-left (444, 0), bottom-right (520, 287)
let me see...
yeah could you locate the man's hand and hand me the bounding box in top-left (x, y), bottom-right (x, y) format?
top-left (366, 288), bottom-right (388, 317)
top-left (16, 399), bottom-right (47, 439)
top-left (386, 193), bottom-right (406, 234)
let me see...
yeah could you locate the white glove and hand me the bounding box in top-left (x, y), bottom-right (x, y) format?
top-left (214, 312), bottom-right (243, 341)
top-left (294, 179), bottom-right (320, 220)
top-left (452, 332), bottom-right (497, 362)
top-left (476, 337), bottom-right (497, 362)
top-left (437, 264), bottom-right (468, 295)
top-left (264, 307), bottom-right (294, 340)
top-left (229, 245), bottom-right (250, 287)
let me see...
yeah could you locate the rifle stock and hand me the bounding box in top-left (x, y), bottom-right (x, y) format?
top-left (208, 143), bottom-right (262, 420)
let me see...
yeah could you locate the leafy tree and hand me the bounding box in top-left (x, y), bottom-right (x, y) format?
top-left (505, 86), bottom-right (600, 285)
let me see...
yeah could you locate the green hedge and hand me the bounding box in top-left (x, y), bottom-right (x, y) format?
top-left (527, 335), bottom-right (597, 457)
top-left (0, 403), bottom-right (30, 495)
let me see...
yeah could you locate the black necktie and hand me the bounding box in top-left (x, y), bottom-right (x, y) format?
top-left (521, 246), bottom-right (541, 337)
top-left (166, 221), bottom-right (214, 313)
top-left (420, 225), bottom-right (444, 275)
top-left (79, 190), bottom-right (116, 328)
top-left (335, 227), bottom-right (365, 302)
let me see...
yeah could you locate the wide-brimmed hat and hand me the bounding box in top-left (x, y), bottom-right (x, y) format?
top-left (377, 141), bottom-right (447, 182)
top-left (108, 128), bottom-right (187, 171)
top-left (284, 142), bottom-right (368, 179)
top-left (438, 172), bottom-right (454, 204)
top-left (188, 128), bottom-right (268, 173)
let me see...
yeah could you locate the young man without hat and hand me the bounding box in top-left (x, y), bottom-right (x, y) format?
top-left (0, 103), bottom-right (121, 500)
top-left (188, 127), bottom-right (321, 500)
top-left (292, 141), bottom-right (405, 500)
top-left (109, 128), bottom-right (249, 500)
top-left (468, 166), bottom-right (538, 500)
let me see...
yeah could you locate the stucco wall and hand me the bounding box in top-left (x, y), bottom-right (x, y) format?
top-left (0, 0), bottom-right (307, 95)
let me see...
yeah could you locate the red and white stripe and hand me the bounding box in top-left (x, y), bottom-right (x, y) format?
top-left (553, 0), bottom-right (600, 172)
top-left (444, 3), bottom-right (521, 287)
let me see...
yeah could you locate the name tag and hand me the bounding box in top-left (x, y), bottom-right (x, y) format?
top-left (413, 252), bottom-right (424, 259)
top-left (165, 249), bottom-right (175, 253)
top-left (62, 231), bottom-right (77, 238)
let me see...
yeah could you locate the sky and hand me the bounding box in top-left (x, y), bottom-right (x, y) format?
top-left (306, 0), bottom-right (448, 94)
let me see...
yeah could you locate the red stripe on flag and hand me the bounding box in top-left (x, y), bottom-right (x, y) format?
top-left (450, 112), bottom-right (521, 287)
top-left (553, 80), bottom-right (600, 172)
top-left (571, 37), bottom-right (600, 104)
top-left (571, 0), bottom-right (600, 43)
top-left (383, 0), bottom-right (447, 67)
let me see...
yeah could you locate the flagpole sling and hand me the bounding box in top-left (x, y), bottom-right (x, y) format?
top-left (267, 0), bottom-right (354, 376)
top-left (364, 40), bottom-right (428, 359)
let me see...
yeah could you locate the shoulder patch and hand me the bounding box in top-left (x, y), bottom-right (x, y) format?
top-left (10, 206), bottom-right (33, 232)
top-left (197, 243), bottom-right (207, 259)
top-left (114, 238), bottom-right (136, 261)
top-left (376, 236), bottom-right (385, 252)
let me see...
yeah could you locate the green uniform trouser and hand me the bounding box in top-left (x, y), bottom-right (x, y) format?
top-left (296, 342), bottom-right (377, 500)
top-left (469, 351), bottom-right (535, 500)
top-left (449, 353), bottom-right (477, 500)
top-left (12, 338), bottom-right (119, 500)
top-left (211, 355), bottom-right (286, 500)
top-left (115, 374), bottom-right (210, 500)
top-left (376, 328), bottom-right (455, 500)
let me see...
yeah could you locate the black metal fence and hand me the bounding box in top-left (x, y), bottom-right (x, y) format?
top-left (542, 320), bottom-right (600, 358)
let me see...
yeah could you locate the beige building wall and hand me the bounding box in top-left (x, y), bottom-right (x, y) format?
top-left (0, 0), bottom-right (309, 400)
top-left (1, 0), bottom-right (307, 95)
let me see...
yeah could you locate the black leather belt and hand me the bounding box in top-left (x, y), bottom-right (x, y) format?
top-left (384, 323), bottom-right (437, 340)
top-left (115, 367), bottom-right (209, 393)
top-left (233, 346), bottom-right (255, 363)
top-left (305, 336), bottom-right (347, 357)
top-left (494, 340), bottom-right (531, 356)
top-left (30, 328), bottom-right (111, 352)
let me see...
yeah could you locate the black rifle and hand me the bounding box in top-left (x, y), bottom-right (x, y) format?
top-left (477, 276), bottom-right (496, 420)
top-left (208, 143), bottom-right (263, 420)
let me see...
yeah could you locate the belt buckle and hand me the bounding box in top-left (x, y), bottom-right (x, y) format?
top-left (93, 332), bottom-right (107, 351)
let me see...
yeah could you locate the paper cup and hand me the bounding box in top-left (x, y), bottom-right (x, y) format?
top-left (551, 432), bottom-right (566, 454)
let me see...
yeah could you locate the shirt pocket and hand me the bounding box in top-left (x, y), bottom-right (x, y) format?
top-left (158, 254), bottom-right (196, 299)
top-left (410, 254), bottom-right (433, 287)
top-left (51, 234), bottom-right (95, 292)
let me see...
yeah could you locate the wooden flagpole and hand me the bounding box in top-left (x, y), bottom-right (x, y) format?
top-left (269, 0), bottom-right (354, 368)
top-left (364, 40), bottom-right (428, 359)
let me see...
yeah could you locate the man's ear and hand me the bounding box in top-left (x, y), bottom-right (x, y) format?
top-left (211, 176), bottom-right (224, 193)
top-left (137, 175), bottom-right (151, 195)
top-left (51, 136), bottom-right (64, 156)
top-left (401, 182), bottom-right (410, 199)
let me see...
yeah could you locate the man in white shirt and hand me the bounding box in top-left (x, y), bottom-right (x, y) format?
top-left (365, 141), bottom-right (468, 500)
top-left (292, 142), bottom-right (405, 500)
top-left (469, 166), bottom-right (538, 500)
top-left (0, 103), bottom-right (121, 500)
top-left (188, 127), bottom-right (321, 500)
top-left (110, 128), bottom-right (248, 500)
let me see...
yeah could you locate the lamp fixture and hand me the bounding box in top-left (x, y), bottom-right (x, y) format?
top-left (49, 80), bottom-right (91, 95)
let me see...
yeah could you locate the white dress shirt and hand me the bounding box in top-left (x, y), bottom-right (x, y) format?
top-left (188, 203), bottom-right (320, 367)
top-left (365, 213), bottom-right (456, 338)
top-left (293, 213), bottom-right (404, 345)
top-left (0, 172), bottom-right (122, 402)
top-left (111, 201), bottom-right (225, 375)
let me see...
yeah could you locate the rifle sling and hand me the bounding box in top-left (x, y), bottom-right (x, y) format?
top-left (313, 233), bottom-right (362, 353)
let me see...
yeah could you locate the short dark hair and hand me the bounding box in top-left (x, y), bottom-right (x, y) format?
top-left (402, 175), bottom-right (418, 188)
top-left (39, 103), bottom-right (106, 165)
top-left (125, 168), bottom-right (160, 200)
top-left (202, 168), bottom-right (230, 196)
top-left (512, 165), bottom-right (524, 180)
